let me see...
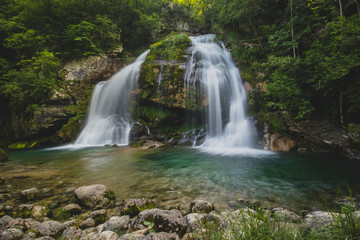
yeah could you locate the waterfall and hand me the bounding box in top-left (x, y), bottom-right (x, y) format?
top-left (74, 50), bottom-right (150, 146)
top-left (185, 34), bottom-right (257, 154)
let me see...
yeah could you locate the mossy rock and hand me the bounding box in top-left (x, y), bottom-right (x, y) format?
top-left (8, 141), bottom-right (38, 150)
top-left (13, 204), bottom-right (33, 218)
top-left (121, 198), bottom-right (156, 217)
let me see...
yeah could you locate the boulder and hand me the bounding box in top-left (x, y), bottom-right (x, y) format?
top-left (101, 215), bottom-right (130, 235)
top-left (0, 215), bottom-right (14, 231)
top-left (0, 148), bottom-right (8, 162)
top-left (272, 208), bottom-right (301, 223)
top-left (36, 220), bottom-right (66, 237)
top-left (64, 204), bottom-right (82, 215)
top-left (74, 184), bottom-right (115, 209)
top-left (121, 198), bottom-right (156, 217)
top-left (89, 230), bottom-right (120, 240)
top-left (186, 213), bottom-right (206, 232)
top-left (0, 228), bottom-right (23, 240)
top-left (120, 233), bottom-right (147, 240)
top-left (190, 200), bottom-right (215, 213)
top-left (153, 209), bottom-right (187, 237)
top-left (61, 226), bottom-right (82, 240)
top-left (80, 218), bottom-right (95, 229)
top-left (20, 188), bottom-right (40, 201)
top-left (304, 211), bottom-right (339, 230)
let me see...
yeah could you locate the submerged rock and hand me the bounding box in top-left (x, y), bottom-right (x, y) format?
top-left (20, 188), bottom-right (40, 201)
top-left (74, 184), bottom-right (115, 209)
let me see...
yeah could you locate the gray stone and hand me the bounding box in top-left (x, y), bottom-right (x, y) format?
top-left (35, 237), bottom-right (55, 240)
top-left (0, 215), bottom-right (13, 231)
top-left (190, 200), bottom-right (215, 213)
top-left (148, 232), bottom-right (180, 240)
top-left (31, 205), bottom-right (47, 220)
top-left (24, 218), bottom-right (41, 231)
top-left (36, 220), bottom-right (66, 237)
top-left (121, 198), bottom-right (155, 217)
top-left (272, 208), bottom-right (301, 223)
top-left (132, 208), bottom-right (161, 227)
top-left (64, 204), bottom-right (82, 215)
top-left (102, 215), bottom-right (130, 235)
top-left (154, 209), bottom-right (187, 237)
top-left (89, 230), bottom-right (120, 240)
top-left (0, 228), bottom-right (23, 240)
top-left (23, 231), bottom-right (36, 240)
top-left (74, 184), bottom-right (115, 209)
top-left (62, 226), bottom-right (82, 240)
top-left (120, 233), bottom-right (147, 240)
top-left (186, 213), bottom-right (205, 232)
top-left (21, 188), bottom-right (40, 201)
top-left (304, 211), bottom-right (339, 230)
top-left (80, 218), bottom-right (95, 229)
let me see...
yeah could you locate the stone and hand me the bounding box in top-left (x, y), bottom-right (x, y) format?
top-left (36, 220), bottom-right (66, 237)
top-left (147, 232), bottom-right (180, 240)
top-left (153, 209), bottom-right (187, 237)
top-left (132, 208), bottom-right (161, 227)
top-left (120, 233), bottom-right (147, 240)
top-left (190, 200), bottom-right (215, 213)
top-left (265, 133), bottom-right (295, 152)
top-left (32, 205), bottom-right (47, 220)
top-left (74, 184), bottom-right (115, 209)
top-left (272, 208), bottom-right (301, 223)
top-left (21, 188), bottom-right (40, 201)
top-left (102, 215), bottom-right (130, 235)
top-left (121, 198), bottom-right (156, 217)
top-left (36, 237), bottom-right (55, 240)
top-left (304, 211), bottom-right (339, 230)
top-left (0, 148), bottom-right (8, 162)
top-left (0, 228), bottom-right (23, 240)
top-left (80, 218), bottom-right (96, 229)
top-left (24, 218), bottom-right (41, 231)
top-left (92, 209), bottom-right (107, 224)
top-left (0, 215), bottom-right (13, 231)
top-left (23, 231), bottom-right (36, 240)
top-left (186, 213), bottom-right (206, 232)
top-left (64, 204), bottom-right (82, 215)
top-left (141, 141), bottom-right (165, 149)
top-left (89, 230), bottom-right (120, 240)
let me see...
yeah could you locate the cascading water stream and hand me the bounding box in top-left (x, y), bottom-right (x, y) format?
top-left (74, 50), bottom-right (150, 146)
top-left (185, 35), bottom-right (257, 154)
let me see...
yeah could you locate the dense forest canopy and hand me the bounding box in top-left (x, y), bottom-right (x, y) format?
top-left (0, 0), bottom-right (359, 143)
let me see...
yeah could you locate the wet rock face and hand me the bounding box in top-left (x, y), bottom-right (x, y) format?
top-left (74, 184), bottom-right (115, 209)
top-left (153, 209), bottom-right (187, 237)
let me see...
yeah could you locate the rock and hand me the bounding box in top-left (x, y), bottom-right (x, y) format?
top-left (36, 220), bottom-right (66, 237)
top-left (153, 209), bottom-right (187, 237)
top-left (0, 228), bottom-right (23, 240)
top-left (120, 233), bottom-right (147, 240)
top-left (102, 216), bottom-right (130, 235)
top-left (89, 230), bottom-right (120, 240)
top-left (23, 231), bottom-right (36, 240)
top-left (64, 204), bottom-right (82, 215)
top-left (147, 232), bottom-right (180, 240)
top-left (13, 204), bottom-right (34, 218)
top-left (237, 198), bottom-right (261, 209)
top-left (190, 200), bottom-right (215, 213)
top-left (36, 237), bottom-right (55, 240)
top-left (304, 211), bottom-right (339, 230)
top-left (121, 198), bottom-right (156, 217)
top-left (74, 184), bottom-right (115, 209)
top-left (0, 215), bottom-right (13, 231)
top-left (141, 141), bottom-right (165, 149)
top-left (130, 122), bottom-right (150, 143)
top-left (264, 133), bottom-right (295, 152)
top-left (186, 213), bottom-right (206, 232)
top-left (21, 188), bottom-right (40, 201)
top-left (32, 205), bottom-right (47, 220)
top-left (61, 226), bottom-right (82, 240)
top-left (0, 148), bottom-right (8, 162)
top-left (24, 218), bottom-right (41, 231)
top-left (80, 218), bottom-right (95, 229)
top-left (272, 208), bottom-right (301, 223)
top-left (92, 209), bottom-right (107, 225)
top-left (132, 208), bottom-right (161, 227)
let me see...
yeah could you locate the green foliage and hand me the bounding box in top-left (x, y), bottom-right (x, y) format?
top-left (348, 124), bottom-right (360, 143)
top-left (1, 50), bottom-right (60, 112)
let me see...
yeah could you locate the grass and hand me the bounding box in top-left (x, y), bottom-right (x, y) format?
top-left (196, 201), bottom-right (360, 240)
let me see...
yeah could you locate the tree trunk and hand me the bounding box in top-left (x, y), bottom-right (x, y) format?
top-left (339, 0), bottom-right (343, 16)
top-left (354, 0), bottom-right (360, 16)
top-left (291, 0), bottom-right (296, 58)
top-left (339, 89), bottom-right (344, 126)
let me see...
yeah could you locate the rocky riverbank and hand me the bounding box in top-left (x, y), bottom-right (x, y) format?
top-left (1, 183), bottom-right (359, 240)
